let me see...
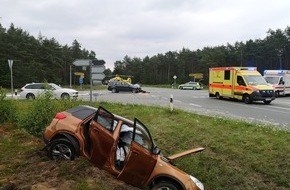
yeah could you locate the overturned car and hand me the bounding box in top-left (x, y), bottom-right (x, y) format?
top-left (43, 105), bottom-right (204, 190)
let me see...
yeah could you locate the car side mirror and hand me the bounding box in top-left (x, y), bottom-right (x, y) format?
top-left (152, 146), bottom-right (161, 155)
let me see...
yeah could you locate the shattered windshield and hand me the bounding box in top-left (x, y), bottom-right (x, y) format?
top-left (244, 75), bottom-right (268, 86)
top-left (264, 76), bottom-right (280, 84)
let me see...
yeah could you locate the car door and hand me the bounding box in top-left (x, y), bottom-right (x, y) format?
top-left (117, 118), bottom-right (157, 188)
top-left (88, 107), bottom-right (115, 168)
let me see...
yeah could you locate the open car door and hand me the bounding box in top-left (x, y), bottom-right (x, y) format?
top-left (88, 106), bottom-right (115, 168)
top-left (117, 118), bottom-right (158, 188)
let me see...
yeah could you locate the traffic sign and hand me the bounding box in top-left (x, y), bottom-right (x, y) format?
top-left (79, 77), bottom-right (83, 84)
top-left (92, 65), bottom-right (105, 73)
top-left (92, 73), bottom-right (105, 80)
top-left (8, 59), bottom-right (13, 70)
top-left (72, 59), bottom-right (91, 66)
top-left (189, 73), bottom-right (203, 79)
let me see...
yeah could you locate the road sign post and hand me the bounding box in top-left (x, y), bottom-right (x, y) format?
top-left (173, 75), bottom-right (177, 88)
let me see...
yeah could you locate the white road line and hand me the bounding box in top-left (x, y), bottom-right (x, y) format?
top-left (190, 103), bottom-right (202, 107)
top-left (269, 105), bottom-right (290, 111)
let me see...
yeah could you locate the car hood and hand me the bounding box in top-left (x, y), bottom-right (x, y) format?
top-left (167, 147), bottom-right (204, 160)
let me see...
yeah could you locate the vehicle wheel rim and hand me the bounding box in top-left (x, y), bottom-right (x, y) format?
top-left (51, 144), bottom-right (72, 160)
top-left (244, 96), bottom-right (250, 103)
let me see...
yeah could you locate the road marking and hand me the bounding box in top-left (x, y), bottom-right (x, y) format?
top-left (269, 105), bottom-right (290, 111)
top-left (190, 103), bottom-right (202, 107)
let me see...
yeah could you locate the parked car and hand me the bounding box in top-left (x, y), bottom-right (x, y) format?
top-left (178, 82), bottom-right (202, 90)
top-left (19, 83), bottom-right (78, 99)
top-left (43, 105), bottom-right (205, 190)
top-left (107, 80), bottom-right (141, 93)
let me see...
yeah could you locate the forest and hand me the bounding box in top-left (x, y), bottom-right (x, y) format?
top-left (0, 23), bottom-right (289, 87)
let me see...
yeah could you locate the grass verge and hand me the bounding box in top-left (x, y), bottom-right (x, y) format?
top-left (0, 101), bottom-right (289, 190)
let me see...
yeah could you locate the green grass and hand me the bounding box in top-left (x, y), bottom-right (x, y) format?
top-left (1, 101), bottom-right (289, 190)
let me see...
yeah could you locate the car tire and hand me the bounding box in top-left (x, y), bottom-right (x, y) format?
top-left (132, 89), bottom-right (137, 93)
top-left (215, 92), bottom-right (221, 99)
top-left (112, 88), bottom-right (117, 93)
top-left (264, 100), bottom-right (272, 104)
top-left (61, 93), bottom-right (70, 99)
top-left (243, 94), bottom-right (252, 104)
top-left (48, 138), bottom-right (76, 160)
top-left (151, 181), bottom-right (179, 190)
top-left (179, 86), bottom-right (183, 90)
top-left (26, 93), bottom-right (35, 100)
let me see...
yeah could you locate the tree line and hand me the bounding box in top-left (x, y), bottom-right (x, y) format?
top-left (1, 23), bottom-right (289, 88)
top-left (113, 27), bottom-right (290, 85)
top-left (0, 23), bottom-right (100, 88)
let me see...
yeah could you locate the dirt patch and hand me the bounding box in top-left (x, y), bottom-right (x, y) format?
top-left (0, 125), bottom-right (140, 190)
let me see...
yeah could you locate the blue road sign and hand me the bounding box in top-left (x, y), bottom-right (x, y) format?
top-left (79, 77), bottom-right (83, 84)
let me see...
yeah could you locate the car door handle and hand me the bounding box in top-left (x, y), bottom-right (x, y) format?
top-left (132, 150), bottom-right (139, 156)
top-left (93, 128), bottom-right (99, 133)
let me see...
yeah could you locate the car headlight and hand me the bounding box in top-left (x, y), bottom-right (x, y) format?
top-left (190, 176), bottom-right (204, 190)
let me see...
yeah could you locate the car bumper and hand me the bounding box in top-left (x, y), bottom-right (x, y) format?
top-left (250, 94), bottom-right (275, 102)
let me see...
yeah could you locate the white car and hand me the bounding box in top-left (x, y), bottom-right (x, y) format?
top-left (19, 83), bottom-right (78, 99)
top-left (178, 82), bottom-right (202, 90)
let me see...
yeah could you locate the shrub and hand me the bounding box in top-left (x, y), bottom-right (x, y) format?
top-left (0, 87), bottom-right (15, 123)
top-left (16, 90), bottom-right (83, 136)
top-left (16, 90), bottom-right (56, 136)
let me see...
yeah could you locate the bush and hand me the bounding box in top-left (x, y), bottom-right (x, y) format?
top-left (16, 90), bottom-right (83, 136)
top-left (0, 87), bottom-right (15, 123)
top-left (16, 90), bottom-right (57, 136)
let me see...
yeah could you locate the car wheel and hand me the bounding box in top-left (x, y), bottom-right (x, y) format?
top-left (112, 88), bottom-right (117, 93)
top-left (48, 138), bottom-right (76, 160)
top-left (179, 86), bottom-right (183, 90)
top-left (26, 93), bottom-right (35, 100)
top-left (151, 181), bottom-right (179, 190)
top-left (264, 100), bottom-right (272, 105)
top-left (215, 92), bottom-right (221, 99)
top-left (275, 91), bottom-right (279, 97)
top-left (61, 93), bottom-right (70, 99)
top-left (132, 88), bottom-right (137, 93)
top-left (243, 94), bottom-right (252, 104)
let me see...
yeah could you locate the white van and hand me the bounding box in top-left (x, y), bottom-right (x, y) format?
top-left (263, 70), bottom-right (290, 97)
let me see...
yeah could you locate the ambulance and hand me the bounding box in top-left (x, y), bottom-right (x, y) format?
top-left (209, 67), bottom-right (275, 104)
top-left (263, 70), bottom-right (290, 97)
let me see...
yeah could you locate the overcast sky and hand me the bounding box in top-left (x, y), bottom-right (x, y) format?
top-left (1, 0), bottom-right (290, 70)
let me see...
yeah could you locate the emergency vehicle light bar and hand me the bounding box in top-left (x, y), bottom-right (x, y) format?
top-left (264, 70), bottom-right (286, 75)
top-left (238, 67), bottom-right (256, 71)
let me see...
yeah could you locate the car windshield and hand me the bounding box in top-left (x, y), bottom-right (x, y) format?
top-left (244, 75), bottom-right (268, 86)
top-left (49, 83), bottom-right (62, 90)
top-left (264, 76), bottom-right (280, 84)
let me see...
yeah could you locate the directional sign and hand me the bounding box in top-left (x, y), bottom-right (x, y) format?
top-left (92, 73), bottom-right (105, 80)
top-left (92, 65), bottom-right (105, 73)
top-left (72, 59), bottom-right (91, 66)
top-left (93, 80), bottom-right (103, 85)
top-left (189, 73), bottom-right (203, 79)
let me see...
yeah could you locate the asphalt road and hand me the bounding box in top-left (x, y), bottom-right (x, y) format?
top-left (78, 87), bottom-right (290, 130)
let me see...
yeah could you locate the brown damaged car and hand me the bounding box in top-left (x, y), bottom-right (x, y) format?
top-left (43, 105), bottom-right (205, 190)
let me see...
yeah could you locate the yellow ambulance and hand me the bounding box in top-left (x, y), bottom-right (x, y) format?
top-left (209, 67), bottom-right (275, 104)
